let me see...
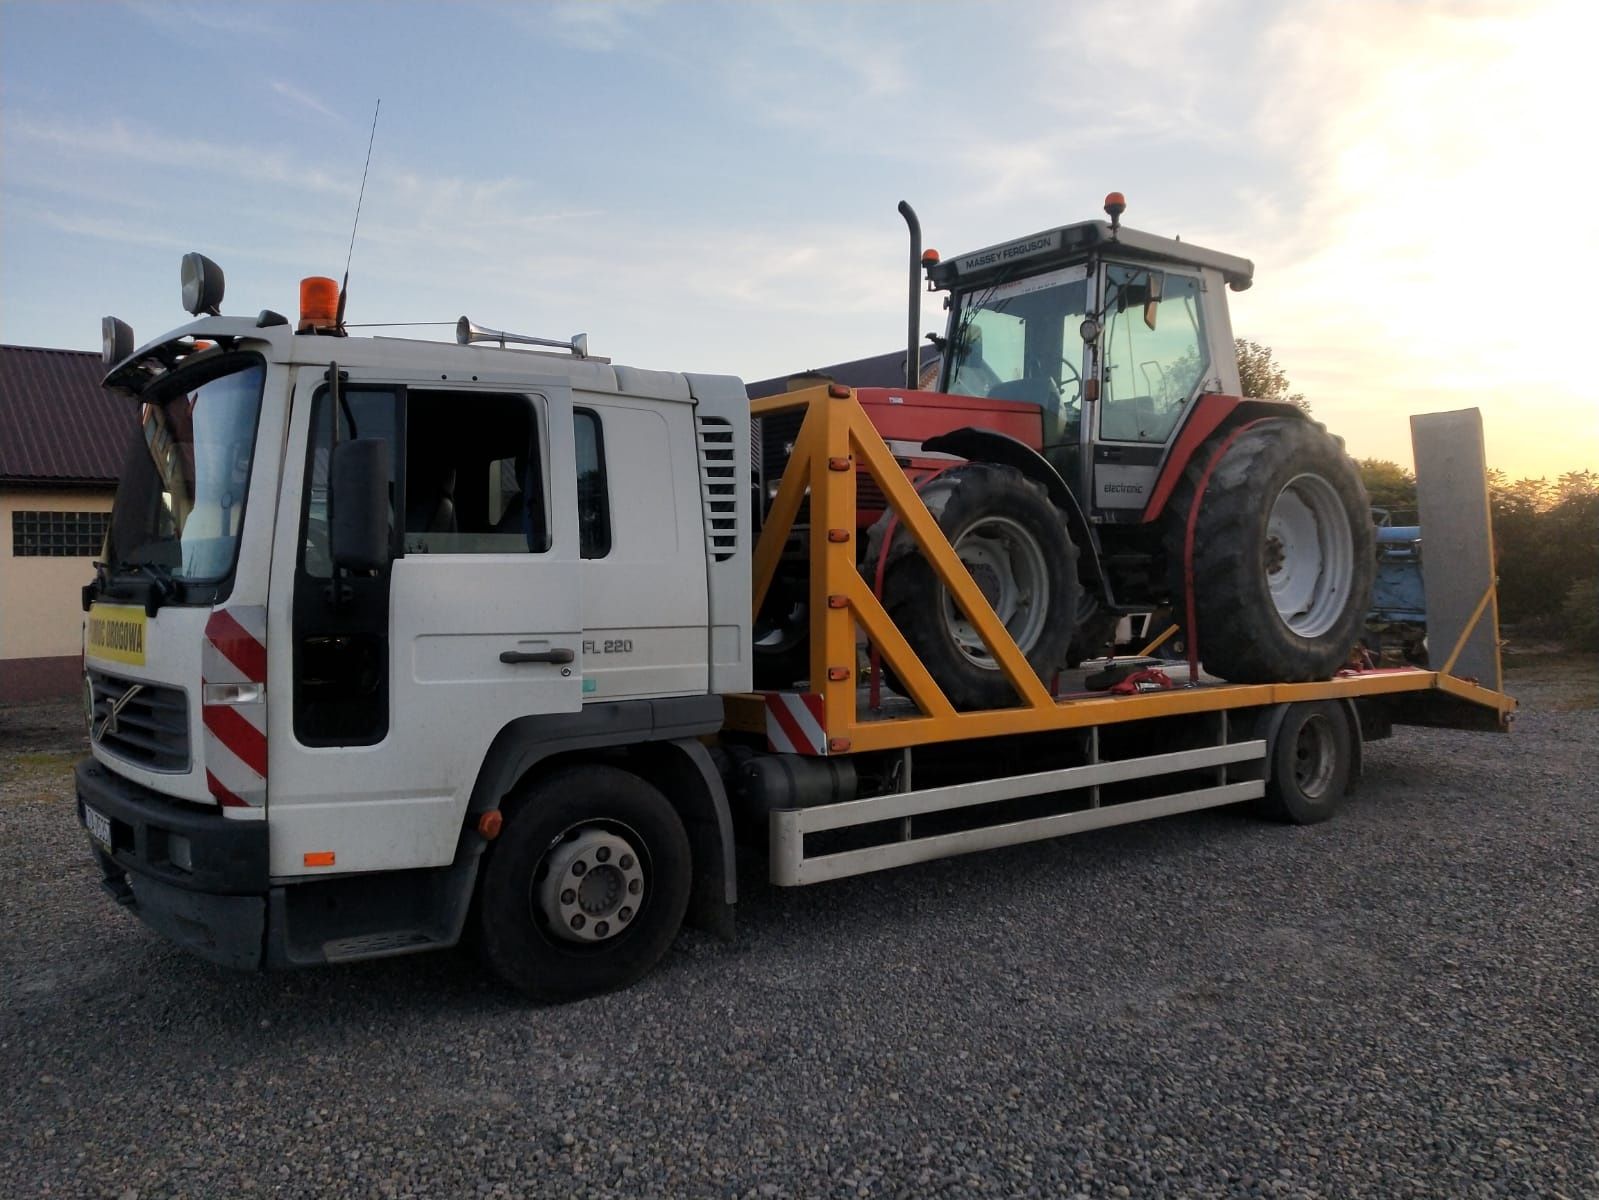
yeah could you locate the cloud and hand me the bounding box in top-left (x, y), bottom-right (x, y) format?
top-left (121, 1), bottom-right (285, 38)
top-left (1229, 0), bottom-right (1597, 474)
top-left (6, 114), bottom-right (354, 199)
top-left (491, 0), bottom-right (662, 52)
top-left (269, 81), bottom-right (343, 124)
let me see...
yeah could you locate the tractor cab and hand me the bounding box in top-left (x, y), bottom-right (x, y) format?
top-left (926, 195), bottom-right (1253, 520)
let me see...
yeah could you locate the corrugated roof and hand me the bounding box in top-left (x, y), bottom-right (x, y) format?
top-left (0, 345), bottom-right (136, 486)
top-left (748, 344), bottom-right (941, 399)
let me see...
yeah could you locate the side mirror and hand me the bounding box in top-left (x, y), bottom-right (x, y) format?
top-left (330, 438), bottom-right (391, 571)
top-left (1143, 271), bottom-right (1164, 330)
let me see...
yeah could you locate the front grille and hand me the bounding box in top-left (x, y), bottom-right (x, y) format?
top-left (89, 671), bottom-right (190, 772)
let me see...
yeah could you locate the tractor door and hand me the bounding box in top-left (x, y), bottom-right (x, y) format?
top-left (1090, 264), bottom-right (1210, 518)
top-left (943, 263), bottom-right (1091, 495)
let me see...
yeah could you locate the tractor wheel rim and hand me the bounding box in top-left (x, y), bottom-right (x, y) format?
top-left (940, 515), bottom-right (1051, 670)
top-left (1293, 713), bottom-right (1337, 797)
top-left (1265, 472), bottom-right (1354, 638)
top-left (533, 823), bottom-right (647, 945)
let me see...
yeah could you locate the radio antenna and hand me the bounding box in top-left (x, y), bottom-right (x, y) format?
top-left (336, 98), bottom-right (381, 333)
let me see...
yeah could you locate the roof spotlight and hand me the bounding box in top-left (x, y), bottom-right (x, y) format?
top-left (180, 252), bottom-right (225, 316)
top-left (101, 316), bottom-right (135, 367)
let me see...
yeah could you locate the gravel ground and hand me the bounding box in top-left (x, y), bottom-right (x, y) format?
top-left (2, 658), bottom-right (1595, 1199)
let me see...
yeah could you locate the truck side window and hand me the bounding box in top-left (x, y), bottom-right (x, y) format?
top-left (403, 390), bottom-right (550, 555)
top-left (575, 409), bottom-right (611, 559)
top-left (300, 387), bottom-right (401, 579)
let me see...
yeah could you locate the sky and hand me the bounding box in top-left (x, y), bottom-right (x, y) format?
top-left (2, 0), bottom-right (1594, 480)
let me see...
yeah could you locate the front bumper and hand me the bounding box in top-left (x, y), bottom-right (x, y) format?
top-left (75, 757), bottom-right (268, 970)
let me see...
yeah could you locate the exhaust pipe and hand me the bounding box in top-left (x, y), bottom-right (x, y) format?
top-left (897, 201), bottom-right (921, 391)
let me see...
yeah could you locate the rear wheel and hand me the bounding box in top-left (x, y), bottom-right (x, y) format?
top-left (867, 462), bottom-right (1079, 710)
top-left (1166, 419), bottom-right (1374, 682)
top-left (478, 765), bottom-right (691, 1002)
top-left (1256, 701), bottom-right (1354, 824)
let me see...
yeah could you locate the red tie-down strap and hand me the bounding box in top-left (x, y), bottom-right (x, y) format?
top-left (1109, 667), bottom-right (1175, 695)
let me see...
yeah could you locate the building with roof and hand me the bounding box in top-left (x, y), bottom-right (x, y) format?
top-left (746, 344), bottom-right (941, 399)
top-left (1, 344), bottom-right (137, 702)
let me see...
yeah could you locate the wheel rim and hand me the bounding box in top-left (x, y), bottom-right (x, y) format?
top-left (532, 822), bottom-right (647, 945)
top-left (939, 515), bottom-right (1051, 670)
top-left (1264, 473), bottom-right (1354, 638)
top-left (1292, 713), bottom-right (1337, 798)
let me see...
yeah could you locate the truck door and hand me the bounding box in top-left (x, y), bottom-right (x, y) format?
top-left (266, 370), bottom-right (583, 877)
top-left (1092, 265), bottom-right (1209, 515)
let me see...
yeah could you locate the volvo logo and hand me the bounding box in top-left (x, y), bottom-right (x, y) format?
top-left (92, 682), bottom-right (144, 744)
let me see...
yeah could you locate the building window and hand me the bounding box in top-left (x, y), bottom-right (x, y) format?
top-left (11, 510), bottom-right (110, 557)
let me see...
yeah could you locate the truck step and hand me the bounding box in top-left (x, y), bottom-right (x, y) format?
top-left (322, 930), bottom-right (443, 962)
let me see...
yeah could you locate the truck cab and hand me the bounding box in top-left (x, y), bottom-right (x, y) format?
top-left (80, 278), bottom-right (749, 983)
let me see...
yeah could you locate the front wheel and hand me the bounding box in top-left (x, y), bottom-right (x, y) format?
top-left (478, 764), bottom-right (691, 1002)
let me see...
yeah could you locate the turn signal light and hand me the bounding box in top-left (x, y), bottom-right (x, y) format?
top-left (303, 851), bottom-right (336, 868)
top-left (299, 276), bottom-right (339, 331)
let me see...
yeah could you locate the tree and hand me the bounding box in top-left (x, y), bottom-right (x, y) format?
top-left (1359, 459), bottom-right (1417, 513)
top-left (1487, 467), bottom-right (1599, 628)
top-left (1235, 339), bottom-right (1309, 412)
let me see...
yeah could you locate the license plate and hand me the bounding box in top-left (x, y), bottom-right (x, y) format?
top-left (83, 803), bottom-right (113, 850)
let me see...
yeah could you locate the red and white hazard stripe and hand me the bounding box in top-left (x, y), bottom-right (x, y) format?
top-left (202, 607), bottom-right (267, 810)
top-left (766, 692), bottom-right (828, 756)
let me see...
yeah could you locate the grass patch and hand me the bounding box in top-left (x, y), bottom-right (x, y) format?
top-left (10, 751), bottom-right (78, 773)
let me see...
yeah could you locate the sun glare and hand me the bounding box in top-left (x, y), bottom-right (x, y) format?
top-left (1235, 0), bottom-right (1595, 479)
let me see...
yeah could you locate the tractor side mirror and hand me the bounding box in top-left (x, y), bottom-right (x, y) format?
top-left (330, 438), bottom-right (392, 571)
top-left (1143, 270), bottom-right (1164, 330)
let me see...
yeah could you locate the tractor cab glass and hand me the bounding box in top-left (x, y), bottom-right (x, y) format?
top-left (945, 264), bottom-right (1089, 468)
top-left (1098, 265), bottom-right (1207, 444)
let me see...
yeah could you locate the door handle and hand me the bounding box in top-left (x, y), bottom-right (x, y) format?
top-left (500, 648), bottom-right (576, 665)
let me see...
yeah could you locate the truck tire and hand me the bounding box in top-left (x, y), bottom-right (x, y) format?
top-left (1166, 419), bottom-right (1374, 682)
top-left (1256, 700), bottom-right (1354, 824)
top-left (867, 462), bottom-right (1079, 711)
top-left (478, 764), bottom-right (692, 1002)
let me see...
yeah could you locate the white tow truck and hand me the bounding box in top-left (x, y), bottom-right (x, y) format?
top-left (77, 253), bottom-right (1512, 1001)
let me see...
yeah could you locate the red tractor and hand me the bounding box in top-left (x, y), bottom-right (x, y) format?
top-left (754, 195), bottom-right (1374, 709)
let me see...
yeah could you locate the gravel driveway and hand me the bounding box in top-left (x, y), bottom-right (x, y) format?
top-left (2, 658), bottom-right (1595, 1199)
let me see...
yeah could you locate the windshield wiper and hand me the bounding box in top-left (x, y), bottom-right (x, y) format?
top-left (124, 561), bottom-right (178, 615)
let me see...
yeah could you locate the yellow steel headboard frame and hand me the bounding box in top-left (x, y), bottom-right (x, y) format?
top-left (751, 386), bottom-right (1055, 748)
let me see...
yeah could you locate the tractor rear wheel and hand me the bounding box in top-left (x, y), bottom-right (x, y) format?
top-left (867, 462), bottom-right (1079, 710)
top-left (1166, 418), bottom-right (1374, 683)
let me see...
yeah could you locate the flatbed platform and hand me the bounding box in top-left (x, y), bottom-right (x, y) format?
top-left (726, 663), bottom-right (1512, 754)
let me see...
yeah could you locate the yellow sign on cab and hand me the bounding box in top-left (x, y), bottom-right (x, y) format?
top-left (86, 604), bottom-right (147, 667)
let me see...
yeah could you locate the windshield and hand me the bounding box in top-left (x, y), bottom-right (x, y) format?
top-left (106, 357), bottom-right (266, 590)
top-left (946, 265), bottom-right (1089, 451)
